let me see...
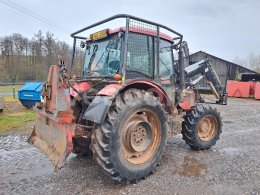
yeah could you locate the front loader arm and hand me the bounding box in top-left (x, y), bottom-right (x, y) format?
top-left (184, 59), bottom-right (227, 104)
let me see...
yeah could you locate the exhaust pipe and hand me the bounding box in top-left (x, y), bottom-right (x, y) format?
top-left (179, 41), bottom-right (190, 90)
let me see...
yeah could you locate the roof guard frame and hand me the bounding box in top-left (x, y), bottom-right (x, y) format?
top-left (70, 14), bottom-right (183, 78)
top-left (71, 14), bottom-right (183, 44)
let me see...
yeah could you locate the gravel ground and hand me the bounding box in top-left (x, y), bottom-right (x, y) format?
top-left (0, 98), bottom-right (260, 195)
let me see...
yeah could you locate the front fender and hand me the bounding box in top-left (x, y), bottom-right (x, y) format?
top-left (82, 96), bottom-right (112, 123)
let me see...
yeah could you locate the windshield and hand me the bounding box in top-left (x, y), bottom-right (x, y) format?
top-left (83, 34), bottom-right (122, 77)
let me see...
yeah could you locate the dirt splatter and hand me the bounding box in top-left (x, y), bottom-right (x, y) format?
top-left (178, 156), bottom-right (207, 177)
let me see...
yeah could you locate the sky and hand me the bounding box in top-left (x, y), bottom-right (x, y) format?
top-left (1, 0), bottom-right (260, 63)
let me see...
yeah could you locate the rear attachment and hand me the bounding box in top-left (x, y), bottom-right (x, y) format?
top-left (28, 63), bottom-right (77, 169)
top-left (28, 109), bottom-right (76, 169)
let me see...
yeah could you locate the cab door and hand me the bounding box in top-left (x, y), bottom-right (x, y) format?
top-left (158, 39), bottom-right (175, 106)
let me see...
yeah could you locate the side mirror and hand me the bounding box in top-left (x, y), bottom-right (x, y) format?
top-left (80, 41), bottom-right (86, 48)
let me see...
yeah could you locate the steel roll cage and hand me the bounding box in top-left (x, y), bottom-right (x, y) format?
top-left (69, 14), bottom-right (183, 80)
top-left (71, 14), bottom-right (183, 40)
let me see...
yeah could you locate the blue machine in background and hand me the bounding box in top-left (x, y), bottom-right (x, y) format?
top-left (18, 82), bottom-right (43, 108)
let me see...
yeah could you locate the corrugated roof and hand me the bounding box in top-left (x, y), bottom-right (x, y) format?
top-left (189, 51), bottom-right (257, 73)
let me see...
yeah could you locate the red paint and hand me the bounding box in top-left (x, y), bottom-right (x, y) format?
top-left (182, 99), bottom-right (192, 110)
top-left (254, 82), bottom-right (260, 100)
top-left (86, 27), bottom-right (174, 43)
top-left (58, 110), bottom-right (74, 124)
top-left (66, 126), bottom-right (75, 154)
top-left (109, 27), bottom-right (174, 42)
top-left (98, 84), bottom-right (121, 96)
top-left (97, 80), bottom-right (172, 112)
top-left (54, 121), bottom-right (75, 155)
top-left (159, 78), bottom-right (171, 84)
top-left (44, 65), bottom-right (60, 112)
top-left (123, 80), bottom-right (172, 112)
top-left (227, 81), bottom-right (251, 98)
top-left (178, 98), bottom-right (192, 110)
top-left (249, 82), bottom-right (256, 96)
top-left (70, 82), bottom-right (90, 98)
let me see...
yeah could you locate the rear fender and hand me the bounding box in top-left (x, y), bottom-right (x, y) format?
top-left (82, 84), bottom-right (119, 123)
top-left (83, 81), bottom-right (172, 124)
top-left (82, 96), bottom-right (112, 123)
top-left (122, 80), bottom-right (171, 108)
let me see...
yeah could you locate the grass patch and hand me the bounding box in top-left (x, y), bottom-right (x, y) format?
top-left (3, 95), bottom-right (18, 102)
top-left (0, 85), bottom-right (22, 93)
top-left (0, 97), bottom-right (35, 132)
top-left (0, 110), bottom-right (35, 132)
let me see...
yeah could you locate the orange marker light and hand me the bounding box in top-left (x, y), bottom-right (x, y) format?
top-left (114, 74), bottom-right (122, 81)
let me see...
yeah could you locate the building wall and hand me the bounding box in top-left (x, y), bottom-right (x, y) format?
top-left (188, 52), bottom-right (255, 87)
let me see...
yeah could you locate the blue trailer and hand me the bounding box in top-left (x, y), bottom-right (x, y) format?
top-left (18, 82), bottom-right (43, 108)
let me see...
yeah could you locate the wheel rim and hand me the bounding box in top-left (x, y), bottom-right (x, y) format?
top-left (121, 108), bottom-right (161, 165)
top-left (197, 115), bottom-right (218, 141)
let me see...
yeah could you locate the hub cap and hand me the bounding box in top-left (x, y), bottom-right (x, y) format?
top-left (121, 109), bottom-right (161, 165)
top-left (198, 115), bottom-right (218, 141)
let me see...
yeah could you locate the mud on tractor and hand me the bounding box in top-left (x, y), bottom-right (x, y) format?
top-left (28, 15), bottom-right (226, 184)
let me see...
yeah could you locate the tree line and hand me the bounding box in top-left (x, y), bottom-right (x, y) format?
top-left (1, 31), bottom-right (259, 83)
top-left (0, 31), bottom-right (71, 82)
top-left (233, 54), bottom-right (260, 73)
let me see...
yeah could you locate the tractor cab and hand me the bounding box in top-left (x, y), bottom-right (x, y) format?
top-left (80, 28), bottom-right (175, 82)
top-left (75, 27), bottom-right (177, 80)
top-left (70, 16), bottom-right (183, 104)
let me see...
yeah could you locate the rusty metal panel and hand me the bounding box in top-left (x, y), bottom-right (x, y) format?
top-left (83, 96), bottom-right (112, 123)
top-left (56, 88), bottom-right (71, 112)
top-left (28, 111), bottom-right (76, 169)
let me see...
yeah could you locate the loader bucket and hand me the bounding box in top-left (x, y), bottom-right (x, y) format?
top-left (28, 111), bottom-right (76, 169)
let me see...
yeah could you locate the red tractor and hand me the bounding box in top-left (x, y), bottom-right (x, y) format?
top-left (28, 15), bottom-right (226, 184)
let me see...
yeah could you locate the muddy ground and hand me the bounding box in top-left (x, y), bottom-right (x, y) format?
top-left (0, 98), bottom-right (260, 195)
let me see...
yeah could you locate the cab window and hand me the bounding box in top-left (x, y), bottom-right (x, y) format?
top-left (126, 33), bottom-right (154, 78)
top-left (159, 39), bottom-right (173, 79)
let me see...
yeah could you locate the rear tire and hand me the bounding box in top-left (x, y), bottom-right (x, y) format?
top-left (181, 104), bottom-right (222, 150)
top-left (90, 89), bottom-right (168, 184)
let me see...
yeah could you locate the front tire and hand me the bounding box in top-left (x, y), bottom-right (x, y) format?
top-left (90, 89), bottom-right (168, 184)
top-left (182, 104), bottom-right (222, 150)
